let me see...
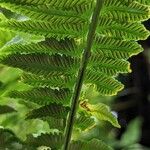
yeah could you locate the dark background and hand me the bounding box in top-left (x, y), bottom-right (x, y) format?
top-left (116, 19), bottom-right (150, 147)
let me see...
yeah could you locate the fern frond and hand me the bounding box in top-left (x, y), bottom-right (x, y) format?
top-left (42, 117), bottom-right (66, 131)
top-left (89, 54), bottom-right (131, 76)
top-left (80, 101), bottom-right (120, 128)
top-left (26, 103), bottom-right (70, 120)
top-left (93, 36), bottom-right (143, 59)
top-left (97, 17), bottom-right (150, 40)
top-left (102, 0), bottom-right (150, 22)
top-left (1, 35), bottom-right (141, 63)
top-left (0, 105), bottom-right (16, 114)
top-left (0, 2), bottom-right (93, 24)
top-left (21, 70), bottom-right (123, 96)
top-left (0, 20), bottom-right (87, 39)
top-left (20, 69), bottom-right (124, 96)
top-left (0, 52), bottom-right (130, 81)
top-left (121, 0), bottom-right (150, 7)
top-left (0, 128), bottom-right (21, 147)
top-left (25, 132), bottom-right (63, 149)
top-left (75, 113), bottom-right (95, 131)
top-left (21, 73), bottom-right (75, 89)
top-left (0, 0), bottom-right (149, 149)
top-left (9, 88), bottom-right (71, 105)
top-left (44, 114), bottom-right (95, 132)
top-left (85, 71), bottom-right (124, 96)
top-left (0, 53), bottom-right (79, 76)
top-left (70, 139), bottom-right (113, 150)
top-left (1, 38), bottom-right (83, 57)
top-left (0, 0), bottom-right (94, 12)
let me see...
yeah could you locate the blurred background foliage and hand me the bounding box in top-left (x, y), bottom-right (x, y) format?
top-left (0, 6), bottom-right (150, 150)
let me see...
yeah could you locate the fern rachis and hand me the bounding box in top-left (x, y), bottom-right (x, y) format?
top-left (0, 0), bottom-right (150, 149)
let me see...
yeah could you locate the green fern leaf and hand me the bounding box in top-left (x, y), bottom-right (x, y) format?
top-left (70, 139), bottom-right (113, 150)
top-left (26, 103), bottom-right (70, 120)
top-left (42, 117), bottom-right (66, 131)
top-left (89, 54), bottom-right (131, 76)
top-left (0, 52), bottom-right (130, 82)
top-left (21, 72), bottom-right (75, 89)
top-left (0, 0), bottom-right (148, 98)
top-left (0, 105), bottom-right (16, 114)
top-left (0, 2), bottom-right (91, 22)
top-left (0, 53), bottom-right (130, 78)
top-left (85, 71), bottom-right (124, 96)
top-left (25, 132), bottom-right (63, 149)
top-left (121, 0), bottom-right (150, 7)
top-left (1, 38), bottom-right (83, 57)
top-left (0, 0), bottom-right (94, 11)
top-left (93, 36), bottom-right (143, 59)
top-left (80, 101), bottom-right (120, 128)
top-left (0, 0), bottom-right (150, 149)
top-left (44, 114), bottom-right (95, 132)
top-left (9, 88), bottom-right (72, 105)
top-left (75, 113), bottom-right (95, 131)
top-left (0, 20), bottom-right (87, 39)
top-left (0, 128), bottom-right (21, 148)
top-left (101, 0), bottom-right (150, 22)
top-left (0, 53), bottom-right (79, 76)
top-left (20, 70), bottom-right (123, 96)
top-left (97, 17), bottom-right (150, 40)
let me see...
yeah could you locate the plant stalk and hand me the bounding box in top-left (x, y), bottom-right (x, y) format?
top-left (63, 0), bottom-right (104, 149)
